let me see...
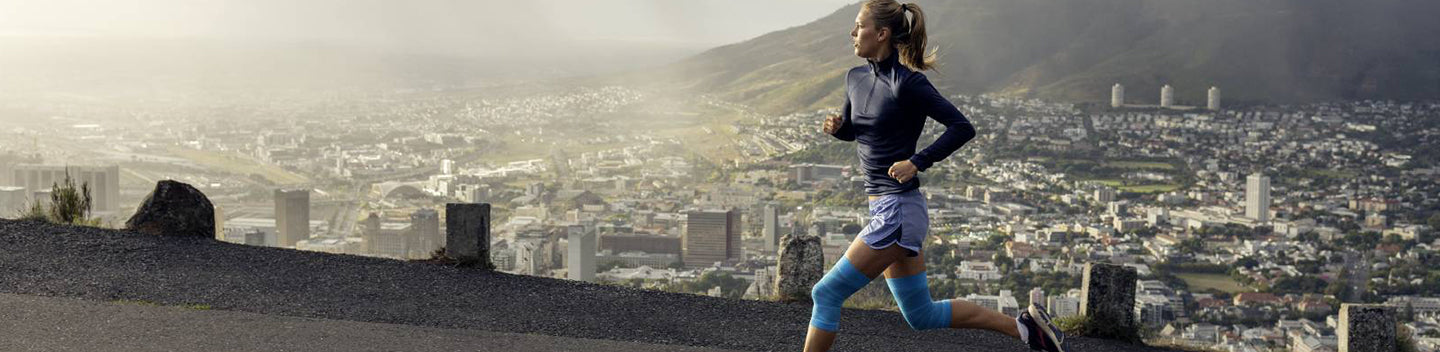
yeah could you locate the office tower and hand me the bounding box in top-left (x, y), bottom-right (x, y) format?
top-left (1111, 83), bottom-right (1125, 108)
top-left (410, 208), bottom-right (441, 254)
top-left (1245, 173), bottom-right (1271, 222)
top-left (567, 225), bottom-right (596, 282)
top-left (1160, 85), bottom-right (1174, 108)
top-left (9, 164), bottom-right (120, 212)
top-left (762, 204), bottom-right (780, 254)
top-left (1207, 86), bottom-right (1221, 110)
top-left (1094, 187), bottom-right (1116, 204)
top-left (682, 208), bottom-right (740, 268)
top-left (274, 188), bottom-right (311, 247)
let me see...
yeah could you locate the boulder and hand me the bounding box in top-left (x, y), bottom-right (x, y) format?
top-left (774, 234), bottom-right (824, 302)
top-left (125, 180), bottom-right (216, 238)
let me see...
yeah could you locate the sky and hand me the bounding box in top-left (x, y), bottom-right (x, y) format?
top-left (0, 0), bottom-right (859, 55)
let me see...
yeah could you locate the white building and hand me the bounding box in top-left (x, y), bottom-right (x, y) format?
top-left (566, 225), bottom-right (597, 282)
top-left (762, 204), bottom-right (780, 254)
top-left (1160, 85), bottom-right (1175, 108)
top-left (0, 186), bottom-right (25, 217)
top-left (1245, 173), bottom-right (1271, 222)
top-left (964, 290), bottom-right (1020, 316)
top-left (1207, 86), bottom-right (1221, 110)
top-left (1094, 187), bottom-right (1116, 204)
top-left (1047, 290), bottom-right (1083, 318)
top-left (957, 261), bottom-right (1002, 281)
top-left (1112, 83), bottom-right (1125, 108)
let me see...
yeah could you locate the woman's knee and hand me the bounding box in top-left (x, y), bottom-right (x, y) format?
top-left (899, 300), bottom-right (951, 330)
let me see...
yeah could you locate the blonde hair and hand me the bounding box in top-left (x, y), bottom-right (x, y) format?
top-left (863, 0), bottom-right (936, 71)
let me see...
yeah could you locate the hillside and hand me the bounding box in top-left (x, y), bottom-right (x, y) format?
top-left (0, 218), bottom-right (1180, 351)
top-left (637, 0), bottom-right (1440, 114)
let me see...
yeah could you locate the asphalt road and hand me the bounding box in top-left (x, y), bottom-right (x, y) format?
top-left (0, 293), bottom-right (743, 352)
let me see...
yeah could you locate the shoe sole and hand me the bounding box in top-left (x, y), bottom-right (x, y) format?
top-left (1028, 305), bottom-right (1066, 352)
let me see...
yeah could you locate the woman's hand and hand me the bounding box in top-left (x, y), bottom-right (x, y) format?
top-left (822, 114), bottom-right (843, 135)
top-left (889, 160), bottom-right (917, 183)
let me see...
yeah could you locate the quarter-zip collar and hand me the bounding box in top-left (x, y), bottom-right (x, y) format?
top-left (866, 49), bottom-right (900, 78)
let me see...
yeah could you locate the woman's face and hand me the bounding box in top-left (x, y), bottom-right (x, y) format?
top-left (851, 8), bottom-right (887, 60)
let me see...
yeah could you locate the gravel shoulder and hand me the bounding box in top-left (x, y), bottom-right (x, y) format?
top-left (0, 219), bottom-right (1177, 352)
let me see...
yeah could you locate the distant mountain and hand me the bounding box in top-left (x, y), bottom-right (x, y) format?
top-left (645, 0), bottom-right (1440, 113)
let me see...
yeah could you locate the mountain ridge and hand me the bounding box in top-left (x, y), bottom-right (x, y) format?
top-left (636, 0), bottom-right (1440, 114)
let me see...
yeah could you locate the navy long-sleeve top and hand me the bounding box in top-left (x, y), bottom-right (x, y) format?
top-left (830, 52), bottom-right (976, 195)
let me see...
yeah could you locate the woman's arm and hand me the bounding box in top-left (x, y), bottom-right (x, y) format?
top-left (827, 96), bottom-right (857, 141)
top-left (904, 74), bottom-right (976, 172)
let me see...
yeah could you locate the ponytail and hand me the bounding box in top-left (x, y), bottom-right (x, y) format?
top-left (866, 0), bottom-right (936, 71)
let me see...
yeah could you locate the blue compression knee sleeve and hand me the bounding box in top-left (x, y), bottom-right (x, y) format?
top-left (809, 257), bottom-right (871, 332)
top-left (886, 272), bottom-right (952, 330)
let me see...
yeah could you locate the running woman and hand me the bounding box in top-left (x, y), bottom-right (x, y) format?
top-left (805, 1), bottom-right (1068, 351)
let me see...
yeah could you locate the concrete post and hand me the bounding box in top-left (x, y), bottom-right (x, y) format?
top-left (445, 203), bottom-right (491, 268)
top-left (1339, 303), bottom-right (1397, 352)
top-left (1081, 262), bottom-right (1138, 336)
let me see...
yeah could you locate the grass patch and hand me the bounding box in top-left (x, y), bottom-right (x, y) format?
top-left (165, 147), bottom-right (309, 185)
top-left (1052, 314), bottom-right (1143, 344)
top-left (1104, 161), bottom-right (1176, 170)
top-left (1090, 179), bottom-right (1125, 187)
top-left (1118, 183), bottom-right (1183, 194)
top-left (1305, 168), bottom-right (1358, 180)
top-left (1083, 179), bottom-right (1181, 194)
top-left (1177, 273), bottom-right (1248, 293)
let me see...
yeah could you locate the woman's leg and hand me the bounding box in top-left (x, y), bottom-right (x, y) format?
top-left (883, 253), bottom-right (1021, 338)
top-left (803, 237), bottom-right (910, 352)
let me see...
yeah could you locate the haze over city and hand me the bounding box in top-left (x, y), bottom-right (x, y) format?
top-left (2, 1), bottom-right (1438, 351)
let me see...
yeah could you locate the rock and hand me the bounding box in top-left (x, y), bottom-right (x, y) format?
top-left (125, 180), bottom-right (216, 238)
top-left (1081, 262), bottom-right (1138, 339)
top-left (1339, 303), bottom-right (1396, 352)
top-left (774, 234), bottom-right (824, 302)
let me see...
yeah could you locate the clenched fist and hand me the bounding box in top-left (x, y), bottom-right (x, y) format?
top-left (889, 160), bottom-right (917, 183)
top-left (822, 114), bottom-right (843, 135)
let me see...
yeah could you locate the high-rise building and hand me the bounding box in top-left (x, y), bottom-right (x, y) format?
top-left (682, 208), bottom-right (741, 268)
top-left (1207, 86), bottom-right (1221, 110)
top-left (762, 204), bottom-right (780, 254)
top-left (1108, 201), bottom-right (1128, 216)
top-left (790, 164), bottom-right (845, 184)
top-left (410, 208), bottom-right (441, 255)
top-left (1111, 83), bottom-right (1125, 108)
top-left (567, 225), bottom-right (596, 282)
top-left (1160, 85), bottom-right (1174, 108)
top-left (441, 159), bottom-right (454, 175)
top-left (8, 164), bottom-right (120, 212)
top-left (1246, 173), bottom-right (1271, 222)
top-left (213, 205), bottom-right (225, 240)
top-left (274, 189), bottom-right (311, 247)
top-left (1094, 187), bottom-right (1116, 204)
